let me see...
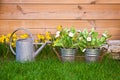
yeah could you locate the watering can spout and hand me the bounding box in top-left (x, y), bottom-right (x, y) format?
top-left (34, 41), bottom-right (52, 57)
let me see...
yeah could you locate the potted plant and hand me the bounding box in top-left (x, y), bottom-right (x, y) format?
top-left (78, 28), bottom-right (111, 62)
top-left (53, 26), bottom-right (80, 62)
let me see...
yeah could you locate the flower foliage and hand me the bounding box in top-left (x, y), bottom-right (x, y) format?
top-left (78, 28), bottom-right (111, 52)
top-left (53, 26), bottom-right (80, 49)
top-left (0, 27), bottom-right (111, 53)
top-left (36, 31), bottom-right (52, 43)
top-left (0, 34), bottom-right (18, 47)
top-left (0, 32), bottom-right (52, 48)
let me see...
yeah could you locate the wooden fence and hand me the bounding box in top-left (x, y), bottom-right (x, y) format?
top-left (0, 0), bottom-right (120, 39)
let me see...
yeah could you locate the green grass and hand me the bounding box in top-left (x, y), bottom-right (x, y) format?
top-left (0, 56), bottom-right (120, 80)
top-left (0, 45), bottom-right (120, 80)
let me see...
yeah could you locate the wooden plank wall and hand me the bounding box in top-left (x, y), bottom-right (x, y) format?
top-left (0, 0), bottom-right (120, 40)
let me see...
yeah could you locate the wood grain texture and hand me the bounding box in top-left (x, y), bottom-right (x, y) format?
top-left (0, 20), bottom-right (120, 28)
top-left (0, 20), bottom-right (120, 40)
top-left (0, 0), bottom-right (120, 40)
top-left (0, 4), bottom-right (120, 19)
top-left (0, 0), bottom-right (120, 4)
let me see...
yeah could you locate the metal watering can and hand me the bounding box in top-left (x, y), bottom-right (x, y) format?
top-left (10, 28), bottom-right (51, 62)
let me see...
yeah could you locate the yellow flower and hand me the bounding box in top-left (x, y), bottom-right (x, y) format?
top-left (13, 34), bottom-right (17, 38)
top-left (34, 39), bottom-right (39, 43)
top-left (7, 33), bottom-right (17, 38)
top-left (0, 37), bottom-right (4, 43)
top-left (41, 35), bottom-right (45, 40)
top-left (13, 38), bottom-right (17, 42)
top-left (46, 36), bottom-right (51, 40)
top-left (0, 35), bottom-right (6, 43)
top-left (11, 42), bottom-right (16, 47)
top-left (1, 35), bottom-right (6, 39)
top-left (45, 31), bottom-right (51, 40)
top-left (37, 34), bottom-right (41, 40)
top-left (20, 34), bottom-right (28, 39)
top-left (6, 33), bottom-right (11, 38)
top-left (45, 31), bottom-right (50, 36)
top-left (57, 25), bottom-right (62, 31)
top-left (37, 34), bottom-right (45, 40)
top-left (5, 37), bottom-right (9, 43)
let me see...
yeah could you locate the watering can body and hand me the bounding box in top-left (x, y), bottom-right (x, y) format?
top-left (10, 28), bottom-right (51, 62)
top-left (16, 38), bottom-right (34, 62)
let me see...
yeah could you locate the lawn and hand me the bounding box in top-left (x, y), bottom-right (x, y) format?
top-left (0, 55), bottom-right (120, 80)
top-left (0, 44), bottom-right (120, 80)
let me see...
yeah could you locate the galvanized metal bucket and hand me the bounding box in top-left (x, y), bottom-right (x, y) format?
top-left (85, 48), bottom-right (100, 63)
top-left (60, 48), bottom-right (76, 62)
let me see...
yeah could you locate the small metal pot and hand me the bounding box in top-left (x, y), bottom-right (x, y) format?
top-left (60, 48), bottom-right (76, 62)
top-left (85, 48), bottom-right (100, 63)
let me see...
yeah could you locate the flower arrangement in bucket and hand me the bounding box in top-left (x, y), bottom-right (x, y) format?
top-left (53, 26), bottom-right (80, 62)
top-left (78, 28), bottom-right (111, 62)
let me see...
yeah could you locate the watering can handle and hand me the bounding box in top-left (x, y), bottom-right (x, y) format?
top-left (9, 28), bottom-right (34, 55)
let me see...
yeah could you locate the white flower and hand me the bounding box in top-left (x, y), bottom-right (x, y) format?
top-left (102, 33), bottom-right (107, 37)
top-left (55, 31), bottom-right (60, 38)
top-left (56, 31), bottom-right (60, 35)
top-left (82, 49), bottom-right (86, 52)
top-left (69, 32), bottom-right (74, 37)
top-left (87, 37), bottom-right (92, 41)
top-left (55, 34), bottom-right (60, 38)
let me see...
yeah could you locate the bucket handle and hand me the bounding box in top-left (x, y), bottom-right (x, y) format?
top-left (10, 28), bottom-right (34, 55)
